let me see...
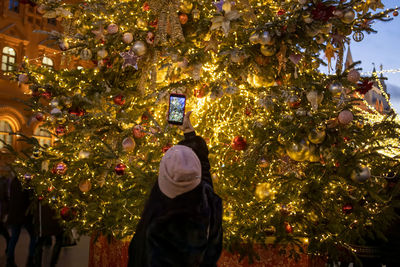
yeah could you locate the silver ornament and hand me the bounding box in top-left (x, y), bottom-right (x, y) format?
top-left (329, 82), bottom-right (343, 96)
top-left (351, 165), bottom-right (371, 183)
top-left (122, 32), bottom-right (134, 44)
top-left (97, 49), bottom-right (108, 59)
top-left (78, 150), bottom-right (91, 159)
top-left (306, 90), bottom-right (324, 111)
top-left (259, 31), bottom-right (273, 45)
top-left (132, 41), bottom-right (147, 56)
top-left (107, 23), bottom-right (119, 34)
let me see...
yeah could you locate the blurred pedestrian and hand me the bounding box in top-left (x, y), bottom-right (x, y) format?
top-left (33, 201), bottom-right (64, 267)
top-left (6, 177), bottom-right (35, 267)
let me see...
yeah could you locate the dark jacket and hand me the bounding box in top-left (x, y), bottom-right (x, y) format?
top-left (128, 132), bottom-right (223, 267)
top-left (7, 178), bottom-right (32, 225)
top-left (35, 202), bottom-right (63, 237)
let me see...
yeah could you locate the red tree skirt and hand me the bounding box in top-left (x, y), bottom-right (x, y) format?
top-left (88, 234), bottom-right (326, 267)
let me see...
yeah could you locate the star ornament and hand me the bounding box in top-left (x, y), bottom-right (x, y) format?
top-left (92, 24), bottom-right (105, 41)
top-left (120, 50), bottom-right (139, 70)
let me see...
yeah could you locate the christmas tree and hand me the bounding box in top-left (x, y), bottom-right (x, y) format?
top-left (10, 0), bottom-right (400, 261)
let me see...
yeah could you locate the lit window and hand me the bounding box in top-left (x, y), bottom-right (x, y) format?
top-left (8, 0), bottom-right (19, 12)
top-left (0, 121), bottom-right (13, 149)
top-left (34, 127), bottom-right (52, 147)
top-left (1, 47), bottom-right (16, 72)
top-left (42, 56), bottom-right (54, 68)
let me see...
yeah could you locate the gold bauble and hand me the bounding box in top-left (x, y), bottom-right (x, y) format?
top-left (308, 128), bottom-right (326, 144)
top-left (137, 18), bottom-right (148, 29)
top-left (180, 0), bottom-right (193, 14)
top-left (255, 183), bottom-right (272, 200)
top-left (341, 9), bottom-right (356, 24)
top-left (286, 140), bottom-right (309, 162)
top-left (260, 45), bottom-right (275, 57)
top-left (79, 180), bottom-right (92, 192)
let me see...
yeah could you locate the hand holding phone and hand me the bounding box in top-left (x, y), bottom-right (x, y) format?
top-left (168, 94), bottom-right (186, 125)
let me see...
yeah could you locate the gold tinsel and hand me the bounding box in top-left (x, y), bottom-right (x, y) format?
top-left (149, 0), bottom-right (185, 45)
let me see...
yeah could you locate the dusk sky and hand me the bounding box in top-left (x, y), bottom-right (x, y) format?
top-left (349, 0), bottom-right (400, 113)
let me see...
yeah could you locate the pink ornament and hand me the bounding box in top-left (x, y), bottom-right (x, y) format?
top-left (347, 69), bottom-right (360, 83)
top-left (338, 110), bottom-right (353, 125)
top-left (107, 23), bottom-right (119, 34)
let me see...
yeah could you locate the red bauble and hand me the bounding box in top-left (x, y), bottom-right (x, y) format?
top-left (179, 13), bottom-right (188, 24)
top-left (277, 9), bottom-right (286, 15)
top-left (60, 206), bottom-right (76, 221)
top-left (149, 19), bottom-right (158, 28)
top-left (194, 87), bottom-right (205, 98)
top-left (41, 91), bottom-right (52, 99)
top-left (162, 143), bottom-right (172, 153)
top-left (342, 203), bottom-right (353, 214)
top-left (52, 162), bottom-right (67, 175)
top-left (113, 94), bottom-right (125, 105)
top-left (393, 10), bottom-right (398, 17)
top-left (231, 136), bottom-right (247, 151)
top-left (68, 107), bottom-right (85, 116)
top-left (115, 163), bottom-right (126, 175)
top-left (55, 125), bottom-right (66, 135)
top-left (35, 113), bottom-right (44, 121)
top-left (284, 222), bottom-right (293, 233)
top-left (142, 2), bottom-right (150, 11)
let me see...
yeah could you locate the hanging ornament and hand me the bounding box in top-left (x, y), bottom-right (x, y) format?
top-left (347, 69), bottom-right (361, 83)
top-left (53, 162), bottom-right (67, 175)
top-left (341, 9), bottom-right (356, 24)
top-left (50, 108), bottom-right (61, 115)
top-left (24, 173), bottom-right (33, 180)
top-left (115, 163), bottom-right (127, 175)
top-left (231, 136), bottom-right (247, 151)
top-left (132, 41), bottom-right (147, 56)
top-left (97, 49), bottom-right (108, 59)
top-left (18, 74), bottom-right (29, 83)
top-left (307, 144), bottom-right (320, 162)
top-left (107, 23), bottom-right (119, 34)
top-left (308, 127), bottom-right (326, 144)
top-left (284, 222), bottom-right (293, 234)
top-left (351, 165), bottom-right (371, 183)
top-left (260, 45), bottom-right (275, 56)
top-left (78, 150), bottom-right (90, 159)
top-left (122, 32), bottom-right (134, 44)
top-left (249, 32), bottom-right (260, 44)
top-left (122, 137), bottom-right (136, 152)
top-left (179, 13), bottom-right (188, 24)
top-left (149, 0), bottom-right (185, 44)
top-left (255, 183), bottom-right (272, 200)
top-left (41, 160), bottom-right (49, 171)
top-left (352, 31), bottom-right (364, 42)
top-left (68, 107), bottom-right (85, 117)
top-left (306, 90), bottom-right (324, 111)
top-left (32, 149), bottom-right (41, 158)
top-left (393, 10), bottom-right (399, 17)
top-left (286, 140), bottom-right (309, 161)
top-left (180, 0), bottom-right (193, 13)
top-left (120, 49), bottom-right (139, 70)
top-left (342, 203), bottom-right (353, 214)
top-left (92, 23), bottom-right (105, 41)
top-left (328, 82), bottom-right (343, 96)
top-left (132, 125), bottom-right (146, 138)
top-left (146, 32), bottom-right (155, 44)
top-left (192, 7), bottom-right (200, 20)
top-left (55, 125), bottom-right (66, 135)
top-left (80, 48), bottom-right (92, 60)
top-left (60, 207), bottom-right (75, 221)
top-left (113, 94), bottom-right (126, 105)
top-left (325, 43), bottom-right (339, 71)
top-left (35, 113), bottom-right (44, 122)
top-left (338, 110), bottom-right (353, 125)
top-left (356, 78), bottom-right (373, 94)
top-left (311, 3), bottom-right (335, 21)
top-left (258, 158), bottom-right (269, 168)
top-left (259, 31), bottom-right (273, 45)
top-left (79, 180), bottom-right (92, 192)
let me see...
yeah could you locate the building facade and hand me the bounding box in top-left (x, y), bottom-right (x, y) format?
top-left (0, 0), bottom-right (61, 176)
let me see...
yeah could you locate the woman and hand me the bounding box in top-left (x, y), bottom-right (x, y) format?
top-left (128, 111), bottom-right (222, 267)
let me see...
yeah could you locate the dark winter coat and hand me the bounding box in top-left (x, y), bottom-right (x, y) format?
top-left (7, 178), bottom-right (32, 225)
top-left (128, 132), bottom-right (223, 267)
top-left (35, 202), bottom-right (63, 237)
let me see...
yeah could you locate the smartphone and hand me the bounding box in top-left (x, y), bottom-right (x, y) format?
top-left (168, 93), bottom-right (186, 125)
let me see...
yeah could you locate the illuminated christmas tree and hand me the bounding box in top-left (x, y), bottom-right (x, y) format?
top-left (11, 0), bottom-right (400, 260)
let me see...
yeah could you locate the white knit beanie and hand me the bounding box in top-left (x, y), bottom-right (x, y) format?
top-left (158, 145), bottom-right (202, 199)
